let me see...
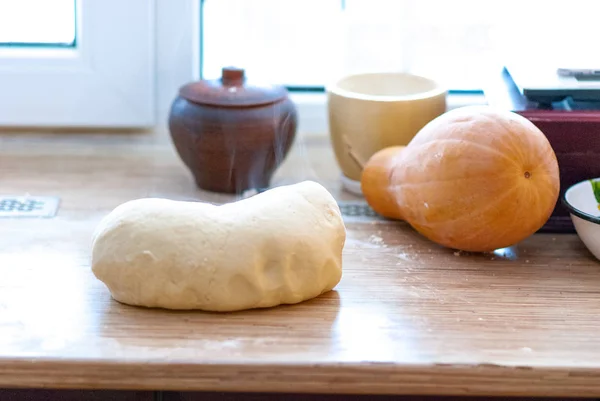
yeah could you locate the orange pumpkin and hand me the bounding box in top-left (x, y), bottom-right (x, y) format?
top-left (364, 106), bottom-right (560, 252)
top-left (361, 146), bottom-right (405, 219)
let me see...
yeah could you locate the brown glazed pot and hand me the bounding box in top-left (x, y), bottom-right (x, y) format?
top-left (168, 67), bottom-right (298, 194)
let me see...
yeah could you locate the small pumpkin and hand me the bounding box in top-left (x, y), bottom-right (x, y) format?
top-left (361, 146), bottom-right (405, 219)
top-left (362, 105), bottom-right (560, 252)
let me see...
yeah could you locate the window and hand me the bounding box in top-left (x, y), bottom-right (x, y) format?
top-left (0, 0), bottom-right (76, 46)
top-left (0, 0), bottom-right (155, 127)
top-left (202, 0), bottom-right (600, 91)
top-left (0, 1), bottom-right (596, 131)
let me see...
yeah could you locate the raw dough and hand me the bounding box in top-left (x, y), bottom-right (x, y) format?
top-left (91, 181), bottom-right (346, 312)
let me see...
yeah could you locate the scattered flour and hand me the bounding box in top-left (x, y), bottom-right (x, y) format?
top-left (369, 234), bottom-right (384, 245)
top-left (395, 252), bottom-right (412, 262)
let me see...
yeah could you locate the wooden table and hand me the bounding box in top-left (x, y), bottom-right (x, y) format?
top-left (1, 130), bottom-right (599, 400)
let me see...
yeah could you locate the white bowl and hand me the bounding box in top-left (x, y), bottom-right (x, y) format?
top-left (563, 178), bottom-right (600, 261)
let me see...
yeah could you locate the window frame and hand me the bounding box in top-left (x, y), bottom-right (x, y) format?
top-left (0, 0), bottom-right (156, 128)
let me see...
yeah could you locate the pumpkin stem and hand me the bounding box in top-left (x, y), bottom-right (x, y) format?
top-left (342, 135), bottom-right (366, 170)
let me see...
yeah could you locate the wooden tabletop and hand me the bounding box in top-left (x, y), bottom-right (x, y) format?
top-left (1, 130), bottom-right (600, 398)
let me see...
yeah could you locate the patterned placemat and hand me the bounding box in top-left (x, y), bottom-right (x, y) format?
top-left (0, 196), bottom-right (60, 218)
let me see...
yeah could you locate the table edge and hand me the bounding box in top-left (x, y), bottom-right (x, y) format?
top-left (1, 359), bottom-right (600, 397)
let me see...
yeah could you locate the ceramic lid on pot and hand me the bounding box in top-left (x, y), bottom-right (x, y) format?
top-left (178, 67), bottom-right (289, 107)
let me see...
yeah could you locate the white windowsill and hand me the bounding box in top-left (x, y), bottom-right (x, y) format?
top-left (290, 91), bottom-right (488, 137)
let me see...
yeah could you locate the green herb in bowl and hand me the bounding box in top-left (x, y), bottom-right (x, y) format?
top-left (591, 179), bottom-right (600, 210)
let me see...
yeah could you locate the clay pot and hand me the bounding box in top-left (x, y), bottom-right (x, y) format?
top-left (168, 67), bottom-right (298, 194)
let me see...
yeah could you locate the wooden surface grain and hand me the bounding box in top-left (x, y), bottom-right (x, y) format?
top-left (0, 390), bottom-right (152, 401)
top-left (165, 394), bottom-right (593, 401)
top-left (0, 130), bottom-right (600, 397)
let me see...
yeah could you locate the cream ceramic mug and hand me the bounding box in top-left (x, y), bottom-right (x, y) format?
top-left (327, 72), bottom-right (447, 192)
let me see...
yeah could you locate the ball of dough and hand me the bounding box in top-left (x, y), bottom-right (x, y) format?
top-left (91, 181), bottom-right (346, 312)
